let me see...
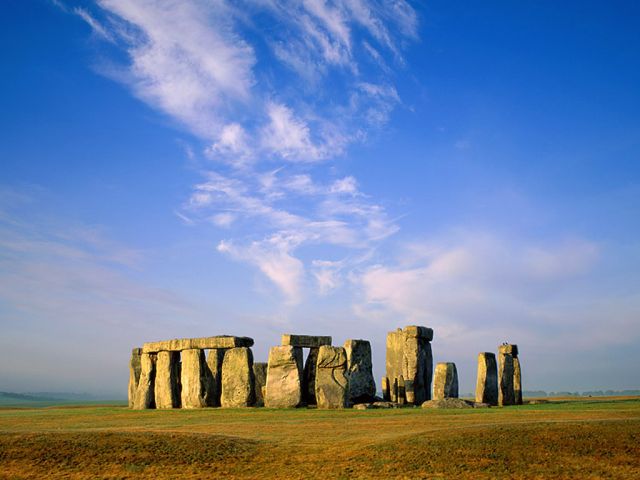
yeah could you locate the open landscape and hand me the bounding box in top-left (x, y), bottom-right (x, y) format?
top-left (1, 397), bottom-right (639, 479)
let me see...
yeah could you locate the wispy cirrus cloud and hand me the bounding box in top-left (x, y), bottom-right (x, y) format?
top-left (63, 0), bottom-right (417, 302)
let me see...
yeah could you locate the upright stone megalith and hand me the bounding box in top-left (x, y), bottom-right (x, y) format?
top-left (511, 345), bottom-right (523, 405)
top-left (384, 326), bottom-right (433, 405)
top-left (344, 340), bottom-right (376, 404)
top-left (155, 351), bottom-right (181, 409)
top-left (475, 352), bottom-right (498, 405)
top-left (315, 346), bottom-right (349, 409)
top-left (206, 348), bottom-right (227, 407)
top-left (498, 345), bottom-right (515, 406)
top-left (133, 352), bottom-right (156, 409)
top-left (433, 362), bottom-right (459, 400)
top-left (221, 347), bottom-right (255, 407)
top-left (265, 345), bottom-right (303, 408)
top-left (128, 348), bottom-right (142, 408)
top-left (181, 349), bottom-right (214, 408)
top-left (253, 362), bottom-right (268, 407)
top-left (303, 348), bottom-right (320, 405)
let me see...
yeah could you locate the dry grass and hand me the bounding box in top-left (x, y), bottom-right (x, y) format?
top-left (1, 397), bottom-right (639, 479)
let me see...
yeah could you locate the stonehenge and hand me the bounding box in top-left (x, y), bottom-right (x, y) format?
top-left (433, 362), bottom-right (459, 400)
top-left (383, 326), bottom-right (433, 405)
top-left (128, 331), bottom-right (523, 410)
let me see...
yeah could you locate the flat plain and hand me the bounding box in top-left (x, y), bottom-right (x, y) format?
top-left (1, 397), bottom-right (639, 479)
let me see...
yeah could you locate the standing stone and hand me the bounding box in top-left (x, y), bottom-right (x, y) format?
top-left (133, 353), bottom-right (156, 409)
top-left (128, 348), bottom-right (142, 408)
top-left (181, 349), bottom-right (214, 408)
top-left (206, 348), bottom-right (227, 407)
top-left (265, 346), bottom-right (303, 408)
top-left (221, 347), bottom-right (255, 407)
top-left (253, 362), bottom-right (268, 407)
top-left (344, 340), bottom-right (376, 404)
top-left (302, 347), bottom-right (320, 405)
top-left (382, 376), bottom-right (390, 401)
top-left (315, 346), bottom-right (349, 409)
top-left (155, 351), bottom-right (181, 409)
top-left (514, 355), bottom-right (523, 405)
top-left (433, 362), bottom-right (459, 400)
top-left (498, 345), bottom-right (515, 406)
top-left (475, 352), bottom-right (498, 405)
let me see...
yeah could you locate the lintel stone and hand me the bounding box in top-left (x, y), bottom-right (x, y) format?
top-left (142, 335), bottom-right (254, 353)
top-left (281, 334), bottom-right (332, 348)
top-left (402, 326), bottom-right (434, 341)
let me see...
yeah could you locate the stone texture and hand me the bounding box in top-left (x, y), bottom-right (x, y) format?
top-left (343, 339), bottom-right (376, 404)
top-left (422, 398), bottom-right (473, 409)
top-left (381, 376), bottom-right (390, 401)
top-left (498, 350), bottom-right (515, 406)
top-left (221, 347), bottom-right (254, 407)
top-left (385, 326), bottom-right (433, 405)
top-left (181, 349), bottom-right (215, 408)
top-left (265, 346), bottom-right (303, 408)
top-left (315, 346), bottom-right (349, 409)
top-left (281, 334), bottom-right (332, 348)
top-left (143, 336), bottom-right (253, 353)
top-left (475, 352), bottom-right (498, 406)
top-left (253, 362), bottom-right (267, 407)
top-left (514, 356), bottom-right (523, 405)
top-left (302, 347), bottom-right (320, 405)
top-left (128, 348), bottom-right (142, 408)
top-left (433, 362), bottom-right (459, 400)
top-left (133, 353), bottom-right (156, 409)
top-left (206, 348), bottom-right (227, 407)
top-left (155, 351), bottom-right (181, 409)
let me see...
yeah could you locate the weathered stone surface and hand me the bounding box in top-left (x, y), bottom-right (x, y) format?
top-left (143, 336), bottom-right (254, 353)
top-left (499, 344), bottom-right (518, 356)
top-left (498, 351), bottom-right (515, 406)
top-left (253, 362), bottom-right (267, 407)
top-left (155, 351), bottom-right (181, 409)
top-left (128, 348), bottom-right (142, 408)
top-left (221, 347), bottom-right (254, 407)
top-left (513, 356), bottom-right (523, 405)
top-left (265, 346), bottom-right (303, 408)
top-left (315, 346), bottom-right (349, 409)
top-left (386, 326), bottom-right (434, 405)
top-left (433, 362), bottom-right (459, 400)
top-left (381, 376), bottom-right (390, 401)
top-left (281, 334), bottom-right (332, 348)
top-left (422, 398), bottom-right (473, 409)
top-left (133, 353), bottom-right (156, 409)
top-left (343, 339), bottom-right (376, 404)
top-left (302, 347), bottom-right (320, 405)
top-left (475, 352), bottom-right (498, 406)
top-left (181, 349), bottom-right (215, 408)
top-left (206, 348), bottom-right (227, 407)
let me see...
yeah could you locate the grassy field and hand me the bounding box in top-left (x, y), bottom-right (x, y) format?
top-left (1, 397), bottom-right (639, 479)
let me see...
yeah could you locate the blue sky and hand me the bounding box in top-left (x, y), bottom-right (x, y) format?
top-left (1, 0), bottom-right (639, 397)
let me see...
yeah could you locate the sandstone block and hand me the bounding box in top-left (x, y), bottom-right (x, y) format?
top-left (133, 353), bottom-right (156, 409)
top-left (344, 339), bottom-right (376, 404)
top-left (433, 362), bottom-right (459, 400)
top-left (181, 349), bottom-right (215, 408)
top-left (315, 346), bottom-right (349, 409)
top-left (302, 347), bottom-right (320, 405)
top-left (403, 325), bottom-right (434, 341)
top-left (221, 347), bottom-right (254, 407)
top-left (498, 352), bottom-right (515, 406)
top-left (281, 334), bottom-right (332, 348)
top-left (155, 351), bottom-right (181, 409)
top-left (381, 376), bottom-right (390, 401)
top-left (143, 336), bottom-right (253, 353)
top-left (499, 344), bottom-right (518, 356)
top-left (265, 346), bottom-right (303, 408)
top-left (253, 362), bottom-right (267, 407)
top-left (128, 348), bottom-right (142, 408)
top-left (475, 352), bottom-right (498, 406)
top-left (514, 356), bottom-right (523, 405)
top-left (206, 348), bottom-right (227, 407)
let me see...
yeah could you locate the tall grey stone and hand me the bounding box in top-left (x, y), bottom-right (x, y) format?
top-left (302, 347), bottom-right (320, 405)
top-left (315, 346), bottom-right (349, 409)
top-left (133, 353), bottom-right (156, 409)
top-left (498, 345), bottom-right (515, 406)
top-left (265, 345), bottom-right (303, 408)
top-left (382, 376), bottom-right (390, 401)
top-left (128, 348), bottom-right (142, 408)
top-left (181, 348), bottom-right (214, 408)
top-left (206, 348), bottom-right (227, 407)
top-left (343, 339), bottom-right (376, 404)
top-left (221, 347), bottom-right (254, 407)
top-left (155, 351), bottom-right (181, 409)
top-left (475, 352), bottom-right (498, 405)
top-left (433, 362), bottom-right (459, 400)
top-left (514, 356), bottom-right (523, 405)
top-left (253, 362), bottom-right (267, 407)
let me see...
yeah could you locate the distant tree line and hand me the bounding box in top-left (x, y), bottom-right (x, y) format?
top-left (523, 390), bottom-right (640, 397)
